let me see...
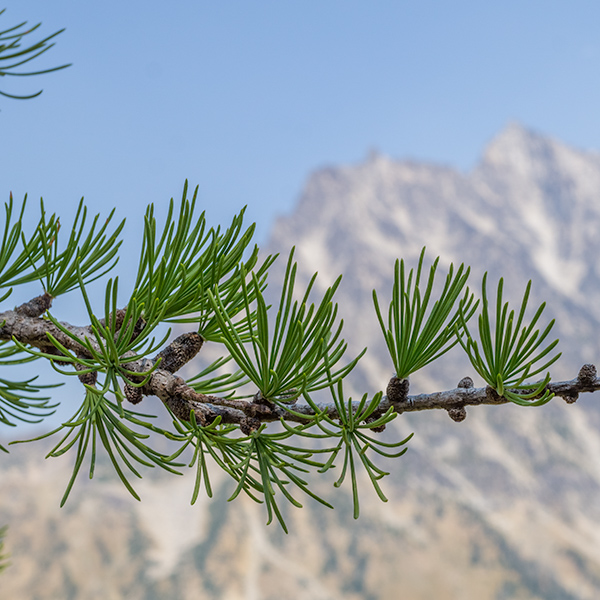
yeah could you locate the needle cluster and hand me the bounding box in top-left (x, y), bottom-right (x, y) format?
top-left (0, 185), bottom-right (590, 530)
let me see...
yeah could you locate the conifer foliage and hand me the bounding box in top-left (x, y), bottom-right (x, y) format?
top-left (0, 8), bottom-right (70, 100)
top-left (1, 185), bottom-right (594, 532)
top-left (0, 8), bottom-right (596, 534)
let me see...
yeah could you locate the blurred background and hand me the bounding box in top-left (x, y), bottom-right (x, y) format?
top-left (3, 2), bottom-right (600, 598)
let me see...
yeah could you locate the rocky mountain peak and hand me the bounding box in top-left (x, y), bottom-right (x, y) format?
top-left (478, 122), bottom-right (553, 175)
top-left (476, 122), bottom-right (600, 203)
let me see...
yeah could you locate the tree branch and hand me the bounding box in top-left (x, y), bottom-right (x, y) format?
top-left (1, 295), bottom-right (598, 431)
top-left (387, 365), bottom-right (597, 422)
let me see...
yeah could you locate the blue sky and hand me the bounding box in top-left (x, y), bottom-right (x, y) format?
top-left (3, 1), bottom-right (600, 247)
top-left (2, 1), bottom-right (600, 431)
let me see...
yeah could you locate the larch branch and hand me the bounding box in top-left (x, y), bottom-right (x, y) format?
top-left (1, 295), bottom-right (598, 430)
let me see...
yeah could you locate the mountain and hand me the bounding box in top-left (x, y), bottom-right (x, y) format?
top-left (3, 123), bottom-right (600, 599)
top-left (267, 123), bottom-right (600, 385)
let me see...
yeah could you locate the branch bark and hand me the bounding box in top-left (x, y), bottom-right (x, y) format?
top-left (1, 295), bottom-right (598, 430)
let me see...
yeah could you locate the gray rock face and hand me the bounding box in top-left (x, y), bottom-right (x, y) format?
top-left (3, 123), bottom-right (600, 599)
